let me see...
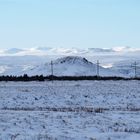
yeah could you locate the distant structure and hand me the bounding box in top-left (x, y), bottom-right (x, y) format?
top-left (96, 60), bottom-right (100, 77)
top-left (131, 61), bottom-right (140, 78)
top-left (51, 61), bottom-right (54, 82)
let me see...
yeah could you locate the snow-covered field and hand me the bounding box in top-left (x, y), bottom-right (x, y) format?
top-left (0, 80), bottom-right (140, 140)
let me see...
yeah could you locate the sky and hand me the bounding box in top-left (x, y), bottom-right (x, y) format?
top-left (0, 0), bottom-right (140, 49)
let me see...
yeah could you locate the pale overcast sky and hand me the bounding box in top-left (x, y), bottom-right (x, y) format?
top-left (0, 0), bottom-right (140, 49)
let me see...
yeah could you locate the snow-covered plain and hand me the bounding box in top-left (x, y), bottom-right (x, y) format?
top-left (0, 80), bottom-right (140, 140)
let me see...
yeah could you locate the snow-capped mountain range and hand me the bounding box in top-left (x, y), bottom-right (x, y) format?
top-left (0, 46), bottom-right (140, 56)
top-left (0, 46), bottom-right (139, 77)
top-left (24, 56), bottom-right (121, 77)
top-left (0, 55), bottom-right (139, 77)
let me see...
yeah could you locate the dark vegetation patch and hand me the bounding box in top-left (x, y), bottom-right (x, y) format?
top-left (0, 74), bottom-right (139, 81)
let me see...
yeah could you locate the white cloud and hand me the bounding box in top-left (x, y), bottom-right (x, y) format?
top-left (0, 46), bottom-right (139, 56)
top-left (112, 46), bottom-right (140, 52)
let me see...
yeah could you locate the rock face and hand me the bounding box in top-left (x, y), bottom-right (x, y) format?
top-left (54, 56), bottom-right (93, 65)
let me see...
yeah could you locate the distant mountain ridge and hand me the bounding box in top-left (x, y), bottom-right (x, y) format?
top-left (54, 56), bottom-right (92, 65)
top-left (25, 56), bottom-right (124, 77)
top-left (0, 54), bottom-right (139, 77)
top-left (0, 46), bottom-right (140, 56)
top-left (0, 56), bottom-right (124, 77)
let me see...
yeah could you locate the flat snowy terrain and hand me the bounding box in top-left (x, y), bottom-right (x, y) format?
top-left (0, 80), bottom-right (140, 140)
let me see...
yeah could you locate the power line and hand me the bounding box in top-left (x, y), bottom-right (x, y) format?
top-left (131, 61), bottom-right (138, 78)
top-left (96, 60), bottom-right (100, 77)
top-left (51, 60), bottom-right (54, 82)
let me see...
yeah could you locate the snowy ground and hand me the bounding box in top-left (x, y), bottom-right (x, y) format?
top-left (0, 80), bottom-right (140, 140)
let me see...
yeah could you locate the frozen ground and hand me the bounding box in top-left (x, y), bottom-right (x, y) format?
top-left (0, 80), bottom-right (140, 140)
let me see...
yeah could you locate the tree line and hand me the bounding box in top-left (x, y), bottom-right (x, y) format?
top-left (0, 74), bottom-right (139, 81)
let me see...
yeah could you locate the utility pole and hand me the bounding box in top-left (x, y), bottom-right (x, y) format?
top-left (51, 60), bottom-right (54, 82)
top-left (131, 61), bottom-right (138, 78)
top-left (96, 60), bottom-right (100, 77)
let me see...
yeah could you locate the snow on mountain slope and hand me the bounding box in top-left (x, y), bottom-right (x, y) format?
top-left (0, 46), bottom-right (140, 56)
top-left (0, 56), bottom-right (50, 76)
top-left (22, 56), bottom-right (121, 76)
top-left (5, 48), bottom-right (23, 54)
top-left (111, 60), bottom-right (140, 77)
top-left (0, 55), bottom-right (138, 77)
